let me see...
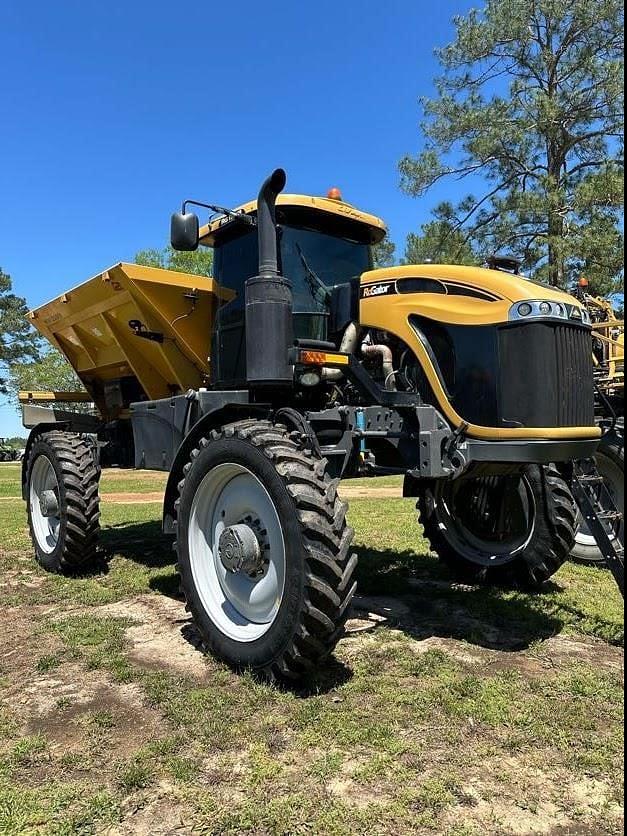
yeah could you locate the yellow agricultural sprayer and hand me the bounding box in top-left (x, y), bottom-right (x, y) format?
top-left (19, 169), bottom-right (624, 681)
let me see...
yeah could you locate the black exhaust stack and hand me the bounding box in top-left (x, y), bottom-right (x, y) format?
top-left (245, 168), bottom-right (294, 387)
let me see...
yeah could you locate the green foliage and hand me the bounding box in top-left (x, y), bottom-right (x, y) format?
top-left (0, 437), bottom-right (26, 449)
top-left (372, 238), bottom-right (397, 269)
top-left (0, 268), bottom-right (39, 393)
top-left (404, 214), bottom-right (479, 265)
top-left (400, 0), bottom-right (624, 293)
top-left (7, 347), bottom-right (88, 412)
top-left (135, 245), bottom-right (213, 277)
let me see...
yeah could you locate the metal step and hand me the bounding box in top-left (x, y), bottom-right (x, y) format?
top-left (577, 475), bottom-right (604, 485)
top-left (596, 510), bottom-right (622, 522)
top-left (569, 459), bottom-right (624, 597)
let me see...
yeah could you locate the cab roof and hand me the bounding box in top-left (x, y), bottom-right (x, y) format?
top-left (198, 194), bottom-right (387, 247)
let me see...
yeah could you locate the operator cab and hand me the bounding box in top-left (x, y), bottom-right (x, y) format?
top-left (199, 195), bottom-right (386, 385)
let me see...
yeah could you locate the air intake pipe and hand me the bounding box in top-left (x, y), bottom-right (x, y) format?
top-left (245, 168), bottom-right (294, 386)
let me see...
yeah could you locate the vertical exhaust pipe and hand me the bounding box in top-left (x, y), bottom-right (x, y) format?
top-left (246, 169), bottom-right (294, 386)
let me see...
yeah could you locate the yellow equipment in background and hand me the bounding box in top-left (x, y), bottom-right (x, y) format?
top-left (575, 280), bottom-right (624, 409)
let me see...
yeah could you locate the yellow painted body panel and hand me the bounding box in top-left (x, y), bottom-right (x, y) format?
top-left (362, 264), bottom-right (579, 307)
top-left (28, 263), bottom-right (233, 417)
top-left (198, 194), bottom-right (387, 246)
top-left (360, 264), bottom-right (599, 441)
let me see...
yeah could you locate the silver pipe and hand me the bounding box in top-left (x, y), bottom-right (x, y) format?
top-left (361, 342), bottom-right (397, 391)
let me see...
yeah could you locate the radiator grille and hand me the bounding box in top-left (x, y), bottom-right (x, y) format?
top-left (555, 324), bottom-right (595, 426)
top-left (497, 322), bottom-right (595, 428)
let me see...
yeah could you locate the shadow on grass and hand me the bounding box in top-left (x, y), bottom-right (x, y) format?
top-left (100, 520), bottom-right (173, 570)
top-left (94, 520), bottom-right (589, 661)
top-left (353, 544), bottom-right (567, 651)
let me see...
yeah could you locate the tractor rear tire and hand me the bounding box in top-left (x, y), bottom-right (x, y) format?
top-left (571, 429), bottom-right (624, 565)
top-left (418, 465), bottom-right (577, 588)
top-left (174, 420), bottom-right (358, 682)
top-left (26, 431), bottom-right (101, 574)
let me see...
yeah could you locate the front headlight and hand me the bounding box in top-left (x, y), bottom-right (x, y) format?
top-left (509, 300), bottom-right (589, 324)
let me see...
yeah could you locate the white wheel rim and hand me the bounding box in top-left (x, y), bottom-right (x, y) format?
top-left (29, 455), bottom-right (61, 554)
top-left (188, 463), bottom-right (286, 642)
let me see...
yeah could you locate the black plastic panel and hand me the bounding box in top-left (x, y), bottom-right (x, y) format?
top-left (498, 322), bottom-right (594, 428)
top-left (410, 317), bottom-right (499, 426)
top-left (131, 396), bottom-right (190, 471)
top-left (410, 317), bottom-right (595, 429)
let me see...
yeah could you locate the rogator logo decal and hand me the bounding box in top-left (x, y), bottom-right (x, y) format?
top-left (361, 281), bottom-right (396, 299)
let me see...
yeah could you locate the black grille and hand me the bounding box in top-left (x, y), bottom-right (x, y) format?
top-left (554, 324), bottom-right (595, 426)
top-left (497, 322), bottom-right (595, 428)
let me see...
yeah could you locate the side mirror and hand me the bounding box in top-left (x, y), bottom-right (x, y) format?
top-left (170, 212), bottom-right (200, 251)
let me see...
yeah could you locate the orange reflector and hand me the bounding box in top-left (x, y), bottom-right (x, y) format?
top-left (300, 350), bottom-right (349, 366)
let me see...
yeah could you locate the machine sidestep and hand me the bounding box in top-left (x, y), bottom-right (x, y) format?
top-left (568, 459), bottom-right (625, 596)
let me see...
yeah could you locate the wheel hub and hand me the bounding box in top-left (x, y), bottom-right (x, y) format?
top-left (39, 489), bottom-right (59, 518)
top-left (218, 523), bottom-right (266, 578)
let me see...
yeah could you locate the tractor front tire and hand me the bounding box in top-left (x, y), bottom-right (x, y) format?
top-left (175, 420), bottom-right (358, 682)
top-left (26, 431), bottom-right (101, 574)
top-left (418, 465), bottom-right (577, 588)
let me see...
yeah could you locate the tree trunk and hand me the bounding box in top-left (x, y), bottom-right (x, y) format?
top-left (546, 138), bottom-right (566, 287)
top-left (547, 212), bottom-right (565, 287)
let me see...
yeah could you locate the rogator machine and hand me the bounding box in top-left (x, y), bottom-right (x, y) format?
top-left (20, 170), bottom-right (624, 682)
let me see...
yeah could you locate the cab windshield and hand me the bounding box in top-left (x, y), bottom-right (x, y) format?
top-left (278, 226), bottom-right (372, 314)
top-left (213, 223), bottom-right (371, 341)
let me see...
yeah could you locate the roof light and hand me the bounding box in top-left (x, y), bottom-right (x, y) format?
top-left (327, 187), bottom-right (343, 201)
top-left (578, 277), bottom-right (589, 288)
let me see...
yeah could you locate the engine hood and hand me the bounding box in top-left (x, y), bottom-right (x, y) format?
top-left (361, 264), bottom-right (578, 306)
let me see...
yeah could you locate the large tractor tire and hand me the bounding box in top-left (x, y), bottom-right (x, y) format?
top-left (418, 465), bottom-right (577, 588)
top-left (571, 429), bottom-right (624, 565)
top-left (175, 420), bottom-right (358, 682)
top-left (26, 431), bottom-right (101, 574)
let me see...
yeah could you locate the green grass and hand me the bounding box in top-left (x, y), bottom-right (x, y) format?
top-left (0, 464), bottom-right (167, 499)
top-left (0, 466), bottom-right (401, 499)
top-left (0, 464), bottom-right (22, 498)
top-left (0, 464), bottom-right (623, 834)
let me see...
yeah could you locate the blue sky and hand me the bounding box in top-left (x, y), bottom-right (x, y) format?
top-left (0, 0), bottom-right (475, 435)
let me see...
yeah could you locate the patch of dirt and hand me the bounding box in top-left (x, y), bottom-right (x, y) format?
top-left (0, 606), bottom-right (167, 767)
top-left (0, 567), bottom-right (46, 591)
top-left (105, 784), bottom-right (192, 835)
top-left (443, 762), bottom-right (624, 835)
top-left (21, 668), bottom-right (162, 758)
top-left (95, 595), bottom-right (209, 679)
top-left (325, 756), bottom-right (383, 807)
